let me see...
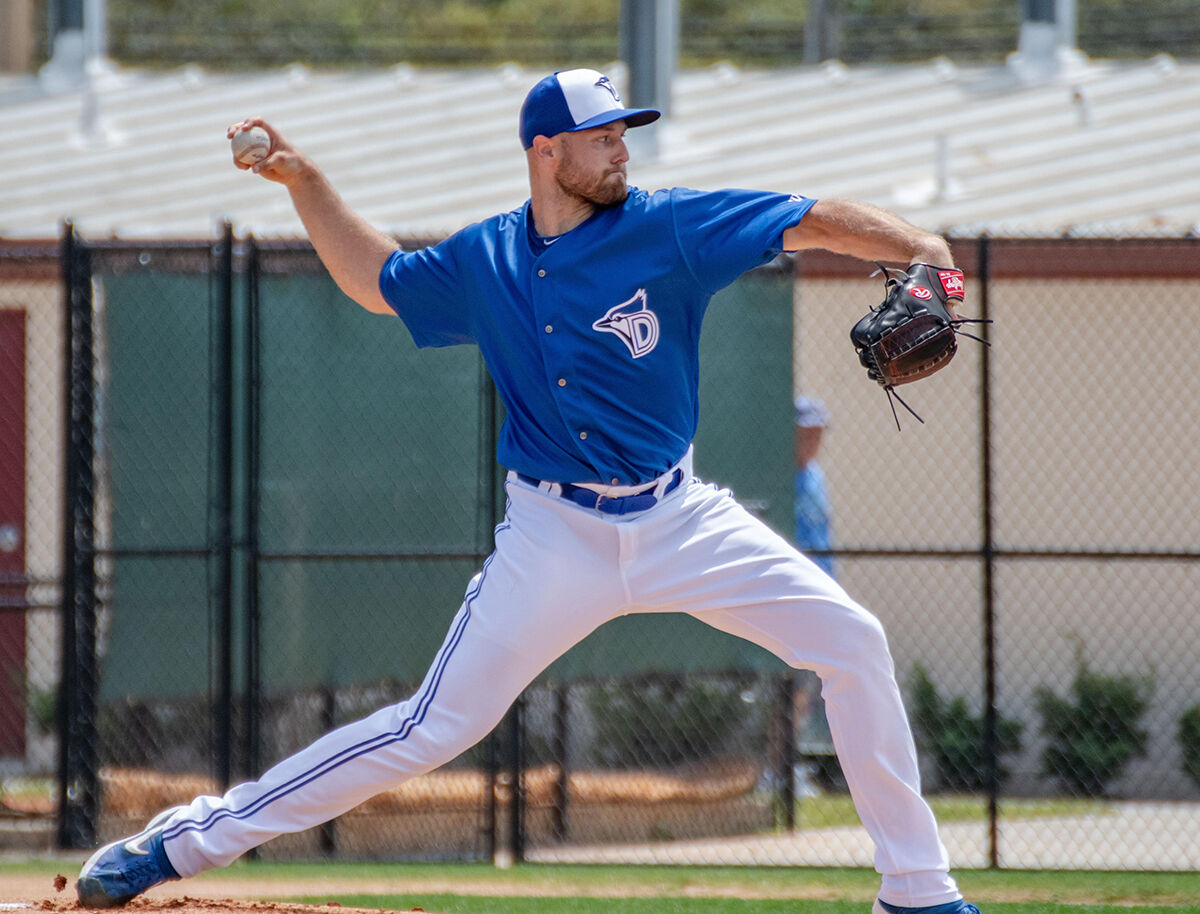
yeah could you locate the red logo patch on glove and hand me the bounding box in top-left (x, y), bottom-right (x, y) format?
top-left (937, 269), bottom-right (965, 298)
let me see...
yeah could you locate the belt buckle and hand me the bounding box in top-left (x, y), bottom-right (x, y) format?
top-left (594, 493), bottom-right (619, 515)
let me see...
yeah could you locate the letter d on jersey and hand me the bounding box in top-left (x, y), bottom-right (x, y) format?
top-left (592, 289), bottom-right (660, 358)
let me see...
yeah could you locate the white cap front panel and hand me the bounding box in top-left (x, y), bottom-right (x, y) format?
top-left (557, 68), bottom-right (624, 125)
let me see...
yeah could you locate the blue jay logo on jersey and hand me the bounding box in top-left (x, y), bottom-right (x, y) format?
top-left (592, 289), bottom-right (660, 359)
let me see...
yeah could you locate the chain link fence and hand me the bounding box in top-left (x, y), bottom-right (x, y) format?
top-left (788, 239), bottom-right (1200, 870)
top-left (1, 231), bottom-right (1198, 870)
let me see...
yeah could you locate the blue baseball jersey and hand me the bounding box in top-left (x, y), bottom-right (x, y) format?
top-left (379, 186), bottom-right (815, 485)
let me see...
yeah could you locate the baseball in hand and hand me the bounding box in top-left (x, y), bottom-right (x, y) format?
top-left (231, 125), bottom-right (271, 165)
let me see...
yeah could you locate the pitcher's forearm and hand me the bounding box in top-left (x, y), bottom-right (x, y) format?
top-left (783, 199), bottom-right (954, 267)
top-left (287, 167), bottom-right (398, 314)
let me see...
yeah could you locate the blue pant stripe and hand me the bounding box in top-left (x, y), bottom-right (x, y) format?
top-left (160, 523), bottom-right (510, 843)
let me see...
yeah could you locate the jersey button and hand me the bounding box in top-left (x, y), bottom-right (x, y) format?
top-left (537, 269), bottom-right (546, 277)
top-left (579, 431), bottom-right (588, 440)
top-left (557, 378), bottom-right (566, 387)
top-left (544, 324), bottom-right (553, 333)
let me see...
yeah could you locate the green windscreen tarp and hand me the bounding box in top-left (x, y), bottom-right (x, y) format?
top-left (100, 262), bottom-right (795, 699)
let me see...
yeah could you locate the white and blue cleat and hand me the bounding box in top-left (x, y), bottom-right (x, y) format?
top-left (76, 808), bottom-right (182, 908)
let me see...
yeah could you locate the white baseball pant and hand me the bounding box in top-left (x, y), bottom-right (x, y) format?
top-left (157, 455), bottom-right (959, 908)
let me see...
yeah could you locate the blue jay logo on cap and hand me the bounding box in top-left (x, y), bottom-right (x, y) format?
top-left (595, 75), bottom-right (621, 103)
top-left (593, 289), bottom-right (660, 359)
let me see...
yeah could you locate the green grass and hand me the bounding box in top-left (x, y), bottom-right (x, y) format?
top-left (794, 795), bottom-right (1105, 830)
top-left (0, 776), bottom-right (55, 808)
top-left (251, 863), bottom-right (1200, 910)
top-left (292, 896), bottom-right (1195, 914)
top-left (7, 859), bottom-right (1199, 910)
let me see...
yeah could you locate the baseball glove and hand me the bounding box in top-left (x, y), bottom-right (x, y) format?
top-left (850, 262), bottom-right (987, 428)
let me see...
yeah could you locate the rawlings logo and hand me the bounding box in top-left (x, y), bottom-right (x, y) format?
top-left (592, 289), bottom-right (660, 358)
top-left (911, 286), bottom-right (933, 300)
top-left (937, 270), bottom-right (965, 297)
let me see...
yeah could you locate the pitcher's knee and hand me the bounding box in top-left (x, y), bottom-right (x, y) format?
top-left (811, 601), bottom-right (897, 681)
top-left (854, 604), bottom-right (889, 646)
top-left (822, 595), bottom-right (888, 642)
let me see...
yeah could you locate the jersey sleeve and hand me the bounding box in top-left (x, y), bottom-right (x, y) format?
top-left (670, 187), bottom-right (816, 293)
top-left (378, 239), bottom-right (474, 348)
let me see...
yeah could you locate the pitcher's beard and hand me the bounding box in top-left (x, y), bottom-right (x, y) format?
top-left (557, 164), bottom-right (629, 208)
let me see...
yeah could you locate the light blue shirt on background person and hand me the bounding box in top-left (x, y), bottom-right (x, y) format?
top-left (794, 395), bottom-right (835, 578)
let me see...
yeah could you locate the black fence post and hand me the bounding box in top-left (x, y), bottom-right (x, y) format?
top-left (507, 694), bottom-right (526, 863)
top-left (212, 222), bottom-right (236, 792)
top-left (551, 681), bottom-right (570, 842)
top-left (484, 726), bottom-right (498, 862)
top-left (57, 222), bottom-right (99, 849)
top-left (477, 364), bottom-right (499, 862)
top-left (319, 685), bottom-right (338, 855)
top-left (477, 366), bottom-right (528, 866)
top-left (494, 367), bottom-right (528, 864)
top-left (242, 234), bottom-right (262, 786)
top-left (977, 235), bottom-right (1000, 868)
top-left (776, 672), bottom-right (797, 832)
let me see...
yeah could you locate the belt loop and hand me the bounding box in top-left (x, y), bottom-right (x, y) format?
top-left (652, 470), bottom-right (673, 499)
top-left (677, 444), bottom-right (694, 480)
top-left (653, 451), bottom-right (690, 499)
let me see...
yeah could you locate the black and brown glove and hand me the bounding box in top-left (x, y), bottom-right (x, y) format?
top-left (850, 262), bottom-right (986, 427)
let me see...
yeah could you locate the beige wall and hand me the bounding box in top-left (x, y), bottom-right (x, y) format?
top-left (0, 0), bottom-right (36, 74)
top-left (795, 273), bottom-right (1200, 796)
top-left (1, 276), bottom-right (62, 771)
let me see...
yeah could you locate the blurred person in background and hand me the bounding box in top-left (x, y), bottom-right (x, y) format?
top-left (793, 394), bottom-right (835, 578)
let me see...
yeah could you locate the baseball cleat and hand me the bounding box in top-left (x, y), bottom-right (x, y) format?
top-left (76, 806), bottom-right (183, 908)
top-left (873, 900), bottom-right (981, 914)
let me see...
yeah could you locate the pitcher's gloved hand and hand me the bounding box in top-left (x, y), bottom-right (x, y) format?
top-left (850, 262), bottom-right (987, 428)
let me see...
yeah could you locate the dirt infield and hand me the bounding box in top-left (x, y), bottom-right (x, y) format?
top-left (15, 900), bottom-right (398, 914)
top-left (0, 872), bottom-right (423, 913)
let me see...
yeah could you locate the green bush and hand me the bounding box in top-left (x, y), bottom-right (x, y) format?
top-left (584, 675), bottom-right (752, 769)
top-left (1179, 704), bottom-right (1200, 789)
top-left (908, 664), bottom-right (1023, 792)
top-left (1034, 663), bottom-right (1153, 797)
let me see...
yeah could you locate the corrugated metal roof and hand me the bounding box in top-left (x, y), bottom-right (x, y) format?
top-left (1, 54), bottom-right (1196, 240)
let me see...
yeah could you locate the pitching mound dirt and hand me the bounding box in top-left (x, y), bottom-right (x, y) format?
top-left (0, 874), bottom-right (426, 914)
top-left (17, 896), bottom-right (417, 914)
top-left (28, 901), bottom-right (409, 914)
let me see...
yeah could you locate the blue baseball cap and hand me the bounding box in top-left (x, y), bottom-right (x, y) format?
top-left (794, 395), bottom-right (831, 428)
top-left (519, 68), bottom-right (660, 149)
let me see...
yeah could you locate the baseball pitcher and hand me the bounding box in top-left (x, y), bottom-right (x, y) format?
top-left (78, 68), bottom-right (978, 914)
